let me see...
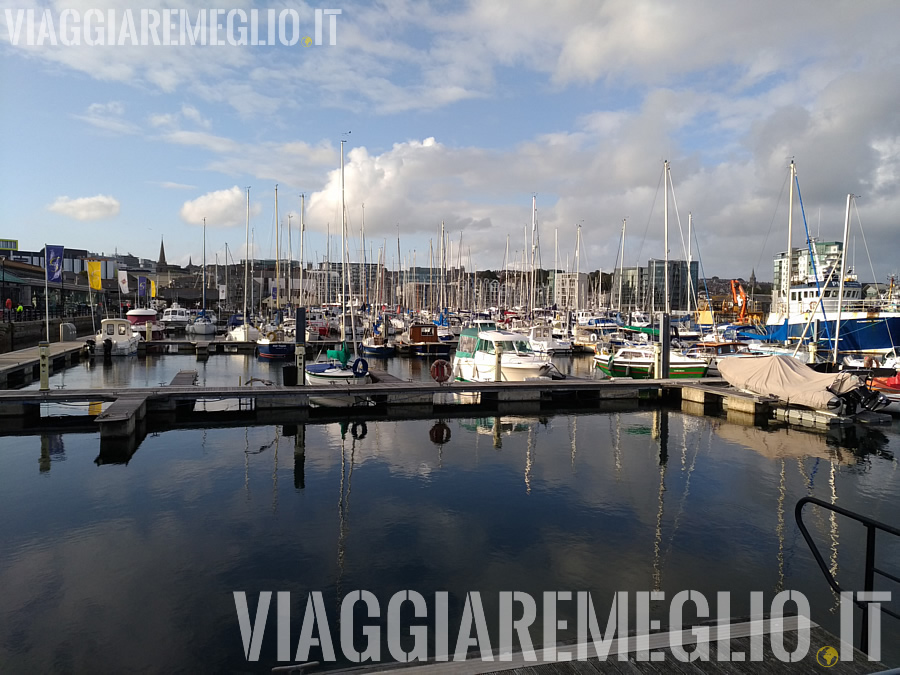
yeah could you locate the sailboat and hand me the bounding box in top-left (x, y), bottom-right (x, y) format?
top-left (305, 139), bottom-right (372, 386)
top-left (187, 217), bottom-right (217, 336)
top-left (227, 188), bottom-right (261, 342)
top-left (257, 185), bottom-right (296, 359)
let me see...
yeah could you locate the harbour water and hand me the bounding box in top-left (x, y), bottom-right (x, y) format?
top-left (2, 353), bottom-right (899, 671)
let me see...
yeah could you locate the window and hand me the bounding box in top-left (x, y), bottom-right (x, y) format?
top-left (106, 325), bottom-right (114, 335)
top-left (119, 324), bottom-right (127, 335)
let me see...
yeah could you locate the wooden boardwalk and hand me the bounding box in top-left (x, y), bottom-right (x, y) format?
top-left (317, 618), bottom-right (885, 675)
top-left (0, 340), bottom-right (87, 388)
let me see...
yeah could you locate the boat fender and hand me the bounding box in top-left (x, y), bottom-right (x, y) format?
top-left (266, 331), bottom-right (276, 341)
top-left (352, 357), bottom-right (369, 377)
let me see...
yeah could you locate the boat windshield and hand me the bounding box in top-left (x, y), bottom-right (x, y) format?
top-left (488, 340), bottom-right (533, 354)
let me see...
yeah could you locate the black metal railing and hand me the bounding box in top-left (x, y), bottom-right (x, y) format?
top-left (795, 496), bottom-right (900, 654)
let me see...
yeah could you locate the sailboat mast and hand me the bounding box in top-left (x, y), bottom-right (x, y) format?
top-left (832, 193), bottom-right (853, 363)
top-left (664, 160), bottom-right (670, 315)
top-left (299, 194), bottom-right (305, 308)
top-left (786, 160), bottom-right (795, 314)
top-left (530, 195), bottom-right (537, 317)
top-left (618, 218), bottom-right (626, 312)
top-left (243, 188), bottom-right (250, 331)
top-left (202, 217), bottom-right (206, 313)
top-left (687, 212), bottom-right (692, 315)
top-left (274, 184), bottom-right (280, 312)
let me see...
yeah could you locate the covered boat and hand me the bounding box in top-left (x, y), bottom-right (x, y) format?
top-left (718, 354), bottom-right (888, 416)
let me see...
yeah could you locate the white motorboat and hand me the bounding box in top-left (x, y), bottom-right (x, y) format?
top-left (94, 318), bottom-right (140, 356)
top-left (160, 303), bottom-right (190, 331)
top-left (452, 328), bottom-right (553, 382)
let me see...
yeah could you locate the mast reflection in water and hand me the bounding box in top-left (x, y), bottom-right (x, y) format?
top-left (0, 410), bottom-right (898, 671)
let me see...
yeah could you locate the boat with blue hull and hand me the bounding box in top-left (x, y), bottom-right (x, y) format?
top-left (256, 330), bottom-right (296, 360)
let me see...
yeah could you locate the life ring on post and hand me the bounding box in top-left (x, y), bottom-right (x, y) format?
top-left (266, 331), bottom-right (276, 341)
top-left (430, 359), bottom-right (452, 383)
top-left (590, 333), bottom-right (598, 342)
top-left (352, 357), bottom-right (369, 377)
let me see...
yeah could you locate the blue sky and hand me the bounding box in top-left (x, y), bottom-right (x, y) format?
top-left (2, 0), bottom-right (899, 283)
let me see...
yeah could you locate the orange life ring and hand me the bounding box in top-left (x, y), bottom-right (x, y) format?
top-left (430, 359), bottom-right (452, 383)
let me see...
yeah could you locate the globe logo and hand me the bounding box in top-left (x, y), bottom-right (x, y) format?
top-left (817, 645), bottom-right (839, 667)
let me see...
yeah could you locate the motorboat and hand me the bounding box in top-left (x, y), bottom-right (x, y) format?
top-left (682, 341), bottom-right (755, 377)
top-left (125, 307), bottom-right (163, 340)
top-left (92, 318), bottom-right (140, 356)
top-left (256, 327), bottom-right (295, 360)
top-left (594, 345), bottom-right (709, 379)
top-left (520, 324), bottom-right (572, 354)
top-left (395, 323), bottom-right (452, 357)
top-left (160, 303), bottom-right (190, 332)
top-left (452, 328), bottom-right (554, 382)
top-left (718, 354), bottom-right (889, 417)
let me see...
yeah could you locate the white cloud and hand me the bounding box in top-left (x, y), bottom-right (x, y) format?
top-left (47, 195), bottom-right (120, 221)
top-left (154, 181), bottom-right (197, 190)
top-left (73, 101), bottom-right (139, 134)
top-left (179, 186), bottom-right (261, 227)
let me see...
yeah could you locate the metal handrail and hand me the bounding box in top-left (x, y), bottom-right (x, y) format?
top-left (795, 496), bottom-right (900, 653)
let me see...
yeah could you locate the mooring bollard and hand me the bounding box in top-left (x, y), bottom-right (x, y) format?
top-left (39, 341), bottom-right (50, 391)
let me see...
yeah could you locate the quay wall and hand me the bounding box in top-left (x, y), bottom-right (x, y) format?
top-left (0, 317), bottom-right (95, 353)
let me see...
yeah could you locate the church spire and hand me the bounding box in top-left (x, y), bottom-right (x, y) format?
top-left (158, 236), bottom-right (168, 271)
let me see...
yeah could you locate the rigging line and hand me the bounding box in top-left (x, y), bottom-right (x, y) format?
top-left (850, 199), bottom-right (896, 351)
top-left (666, 166), bottom-right (699, 309)
top-left (634, 163), bottom-right (665, 270)
top-left (851, 199), bottom-right (880, 296)
top-left (794, 174), bottom-right (833, 344)
top-left (754, 170), bottom-right (790, 276)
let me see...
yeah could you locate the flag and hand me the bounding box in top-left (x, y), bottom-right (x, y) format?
top-left (138, 276), bottom-right (147, 297)
top-left (45, 245), bottom-right (64, 283)
top-left (117, 270), bottom-right (129, 293)
top-left (87, 261), bottom-right (102, 290)
top-left (150, 280), bottom-right (157, 298)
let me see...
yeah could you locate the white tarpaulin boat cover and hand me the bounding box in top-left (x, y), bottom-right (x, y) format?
top-left (718, 355), bottom-right (861, 410)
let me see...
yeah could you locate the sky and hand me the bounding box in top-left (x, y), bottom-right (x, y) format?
top-left (2, 0), bottom-right (899, 285)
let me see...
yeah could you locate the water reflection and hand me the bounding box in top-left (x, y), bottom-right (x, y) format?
top-left (0, 410), bottom-right (898, 671)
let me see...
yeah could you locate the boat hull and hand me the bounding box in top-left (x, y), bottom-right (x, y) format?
top-left (257, 341), bottom-right (296, 359)
top-left (595, 359), bottom-right (707, 379)
top-left (764, 313), bottom-right (900, 354)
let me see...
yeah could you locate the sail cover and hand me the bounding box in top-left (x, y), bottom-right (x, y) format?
top-left (718, 355), bottom-right (861, 410)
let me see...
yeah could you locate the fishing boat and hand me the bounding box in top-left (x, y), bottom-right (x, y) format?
top-left (452, 328), bottom-right (553, 382)
top-left (764, 176), bottom-right (900, 357)
top-left (594, 345), bottom-right (709, 379)
top-left (92, 317), bottom-right (140, 356)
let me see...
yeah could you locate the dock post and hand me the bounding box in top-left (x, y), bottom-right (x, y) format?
top-left (38, 341), bottom-right (49, 391)
top-left (660, 313), bottom-right (670, 378)
top-left (494, 345), bottom-right (502, 382)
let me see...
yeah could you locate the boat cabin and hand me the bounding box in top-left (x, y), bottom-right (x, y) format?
top-left (100, 318), bottom-right (134, 338)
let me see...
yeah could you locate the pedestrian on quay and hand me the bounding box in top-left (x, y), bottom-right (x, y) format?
top-left (16, 303), bottom-right (23, 320)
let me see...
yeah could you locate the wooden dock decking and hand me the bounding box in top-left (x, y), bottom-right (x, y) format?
top-left (311, 617), bottom-right (886, 675)
top-left (0, 340), bottom-right (87, 388)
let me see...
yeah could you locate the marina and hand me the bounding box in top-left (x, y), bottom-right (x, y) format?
top-left (5, 5), bottom-right (900, 670)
